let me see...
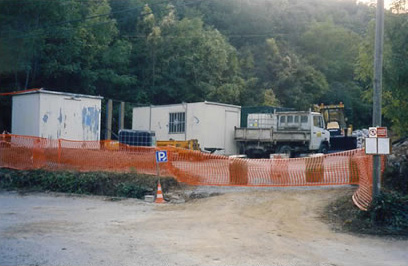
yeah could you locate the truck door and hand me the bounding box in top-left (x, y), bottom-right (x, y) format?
top-left (310, 115), bottom-right (326, 150)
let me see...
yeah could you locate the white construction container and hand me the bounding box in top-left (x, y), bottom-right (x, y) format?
top-left (12, 89), bottom-right (103, 141)
top-left (132, 101), bottom-right (241, 155)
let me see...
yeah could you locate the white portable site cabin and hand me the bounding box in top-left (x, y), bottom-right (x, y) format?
top-left (12, 89), bottom-right (103, 141)
top-left (132, 101), bottom-right (241, 155)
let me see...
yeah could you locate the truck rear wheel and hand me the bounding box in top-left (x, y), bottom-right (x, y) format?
top-left (278, 145), bottom-right (292, 158)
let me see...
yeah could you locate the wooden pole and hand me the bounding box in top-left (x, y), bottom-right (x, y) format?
top-left (105, 99), bottom-right (113, 140)
top-left (119, 101), bottom-right (125, 131)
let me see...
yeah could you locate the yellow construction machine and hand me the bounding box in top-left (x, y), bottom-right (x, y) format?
top-left (313, 102), bottom-right (357, 151)
top-left (156, 139), bottom-right (200, 151)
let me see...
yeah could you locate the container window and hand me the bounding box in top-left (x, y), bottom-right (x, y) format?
top-left (294, 116), bottom-right (299, 123)
top-left (169, 112), bottom-right (185, 133)
top-left (301, 116), bottom-right (308, 124)
top-left (287, 116), bottom-right (293, 123)
top-left (280, 116), bottom-right (286, 124)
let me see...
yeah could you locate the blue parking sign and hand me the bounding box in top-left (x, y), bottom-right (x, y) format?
top-left (156, 151), bottom-right (168, 162)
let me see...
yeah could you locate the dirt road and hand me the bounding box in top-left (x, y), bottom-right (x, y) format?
top-left (0, 188), bottom-right (407, 266)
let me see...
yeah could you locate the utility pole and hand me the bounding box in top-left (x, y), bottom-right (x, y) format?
top-left (373, 0), bottom-right (384, 198)
top-left (105, 99), bottom-right (113, 140)
top-left (119, 102), bottom-right (125, 131)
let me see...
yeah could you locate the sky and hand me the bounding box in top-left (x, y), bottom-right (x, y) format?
top-left (358, 0), bottom-right (394, 9)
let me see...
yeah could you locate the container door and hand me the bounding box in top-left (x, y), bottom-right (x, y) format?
top-left (62, 98), bottom-right (83, 140)
top-left (225, 110), bottom-right (239, 155)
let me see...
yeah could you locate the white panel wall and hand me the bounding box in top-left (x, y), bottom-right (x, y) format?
top-left (185, 102), bottom-right (205, 142)
top-left (38, 94), bottom-right (101, 140)
top-left (12, 91), bottom-right (102, 141)
top-left (39, 93), bottom-right (66, 139)
top-left (133, 102), bottom-right (240, 155)
top-left (199, 103), bottom-right (240, 155)
top-left (12, 94), bottom-right (40, 136)
top-left (148, 104), bottom-right (186, 141)
top-left (132, 106), bottom-right (151, 131)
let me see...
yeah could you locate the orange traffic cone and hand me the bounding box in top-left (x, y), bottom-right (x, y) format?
top-left (155, 181), bottom-right (165, 203)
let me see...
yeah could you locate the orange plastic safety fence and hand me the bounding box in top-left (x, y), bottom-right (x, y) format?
top-left (0, 134), bottom-right (379, 209)
top-left (164, 148), bottom-right (366, 187)
top-left (351, 156), bottom-right (373, 211)
top-left (0, 135), bottom-right (158, 175)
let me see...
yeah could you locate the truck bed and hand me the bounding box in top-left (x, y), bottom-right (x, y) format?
top-left (234, 127), bottom-right (310, 142)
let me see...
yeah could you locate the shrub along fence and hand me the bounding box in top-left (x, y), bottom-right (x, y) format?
top-left (0, 134), bottom-right (379, 209)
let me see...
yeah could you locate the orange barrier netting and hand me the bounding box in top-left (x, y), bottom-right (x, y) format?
top-left (351, 156), bottom-right (373, 211)
top-left (0, 134), bottom-right (380, 209)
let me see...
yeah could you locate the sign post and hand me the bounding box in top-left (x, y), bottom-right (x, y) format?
top-left (376, 127), bottom-right (387, 138)
top-left (365, 126), bottom-right (390, 218)
top-left (155, 150), bottom-right (168, 177)
top-left (372, 0), bottom-right (384, 200)
top-left (365, 127), bottom-right (390, 155)
top-left (368, 127), bottom-right (377, 138)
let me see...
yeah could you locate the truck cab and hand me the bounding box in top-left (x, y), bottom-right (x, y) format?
top-left (276, 112), bottom-right (330, 153)
top-left (234, 111), bottom-right (330, 158)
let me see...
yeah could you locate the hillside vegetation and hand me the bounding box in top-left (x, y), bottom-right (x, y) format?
top-left (0, 0), bottom-right (407, 137)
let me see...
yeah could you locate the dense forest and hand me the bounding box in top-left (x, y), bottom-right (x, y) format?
top-left (0, 0), bottom-right (407, 136)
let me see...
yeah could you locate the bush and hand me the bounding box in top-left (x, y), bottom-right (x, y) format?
top-left (326, 189), bottom-right (408, 236)
top-left (367, 191), bottom-right (408, 232)
top-left (116, 183), bottom-right (149, 198)
top-left (0, 169), bottom-right (179, 199)
top-left (383, 165), bottom-right (408, 195)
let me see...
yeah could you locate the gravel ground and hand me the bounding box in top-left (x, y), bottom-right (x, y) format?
top-left (0, 188), bottom-right (407, 266)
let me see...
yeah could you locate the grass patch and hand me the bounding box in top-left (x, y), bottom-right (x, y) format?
top-left (325, 167), bottom-right (408, 237)
top-left (0, 168), bottom-right (179, 199)
top-left (325, 190), bottom-right (408, 237)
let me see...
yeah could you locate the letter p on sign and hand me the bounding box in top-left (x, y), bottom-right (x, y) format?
top-left (156, 151), bottom-right (168, 163)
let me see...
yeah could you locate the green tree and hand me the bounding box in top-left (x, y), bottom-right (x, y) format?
top-left (130, 6), bottom-right (245, 105)
top-left (41, 0), bottom-right (132, 95)
top-left (300, 20), bottom-right (371, 127)
top-left (256, 38), bottom-right (329, 110)
top-left (0, 0), bottom-right (65, 89)
top-left (300, 20), bottom-right (361, 82)
top-left (381, 13), bottom-right (408, 136)
top-left (356, 12), bottom-right (408, 136)
top-left (0, 0), bottom-right (400, 133)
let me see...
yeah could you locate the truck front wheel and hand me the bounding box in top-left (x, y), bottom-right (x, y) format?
top-left (319, 143), bottom-right (329, 154)
top-left (278, 145), bottom-right (292, 158)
